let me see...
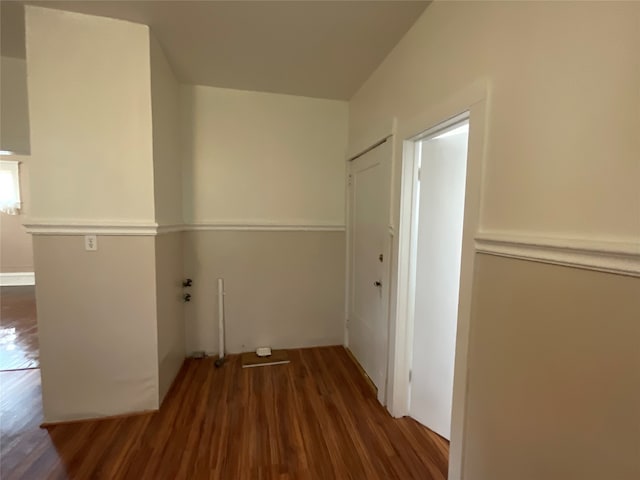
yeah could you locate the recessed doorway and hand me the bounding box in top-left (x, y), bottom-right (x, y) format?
top-left (392, 90), bottom-right (488, 478)
top-left (408, 119), bottom-right (469, 439)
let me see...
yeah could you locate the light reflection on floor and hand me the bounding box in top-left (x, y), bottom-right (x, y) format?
top-left (1, 327), bottom-right (18, 351)
top-left (0, 286), bottom-right (39, 371)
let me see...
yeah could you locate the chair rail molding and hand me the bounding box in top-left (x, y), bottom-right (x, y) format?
top-left (475, 231), bottom-right (640, 277)
top-left (186, 222), bottom-right (345, 232)
top-left (24, 219), bottom-right (161, 236)
top-left (23, 219), bottom-right (346, 235)
top-left (0, 272), bottom-right (35, 286)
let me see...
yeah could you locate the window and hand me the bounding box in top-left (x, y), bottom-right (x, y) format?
top-left (0, 160), bottom-right (22, 215)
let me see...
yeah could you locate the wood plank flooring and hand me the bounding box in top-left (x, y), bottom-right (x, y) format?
top-left (0, 346), bottom-right (448, 479)
top-left (0, 286), bottom-right (39, 371)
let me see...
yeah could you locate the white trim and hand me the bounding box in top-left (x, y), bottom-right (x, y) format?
top-left (156, 224), bottom-right (186, 234)
top-left (23, 220), bottom-right (346, 235)
top-left (347, 117), bottom-right (396, 160)
top-left (0, 272), bottom-right (35, 286)
top-left (187, 223), bottom-right (345, 232)
top-left (347, 136), bottom-right (390, 162)
top-left (475, 231), bottom-right (640, 278)
top-left (344, 160), bottom-right (352, 348)
top-left (24, 220), bottom-right (160, 236)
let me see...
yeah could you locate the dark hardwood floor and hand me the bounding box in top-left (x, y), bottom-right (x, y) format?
top-left (0, 346), bottom-right (448, 479)
top-left (0, 286), bottom-right (39, 371)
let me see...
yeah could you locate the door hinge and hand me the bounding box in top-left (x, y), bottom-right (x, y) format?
top-left (348, 174), bottom-right (353, 186)
top-left (409, 369), bottom-right (412, 383)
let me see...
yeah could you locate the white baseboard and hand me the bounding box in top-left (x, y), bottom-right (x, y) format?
top-left (0, 272), bottom-right (35, 286)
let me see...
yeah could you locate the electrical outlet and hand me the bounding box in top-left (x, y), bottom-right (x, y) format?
top-left (84, 235), bottom-right (98, 251)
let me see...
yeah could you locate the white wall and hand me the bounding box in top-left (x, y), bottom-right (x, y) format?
top-left (467, 255), bottom-right (640, 480)
top-left (183, 230), bottom-right (345, 355)
top-left (34, 235), bottom-right (159, 421)
top-left (150, 34), bottom-right (182, 226)
top-left (0, 56), bottom-right (30, 154)
top-left (351, 1), bottom-right (640, 241)
top-left (181, 85), bottom-right (348, 226)
top-left (149, 33), bottom-right (185, 402)
top-left (348, 2), bottom-right (640, 479)
top-left (180, 85), bottom-right (349, 355)
top-left (25, 7), bottom-right (165, 422)
top-left (25, 6), bottom-right (155, 224)
top-left (155, 232), bottom-right (185, 402)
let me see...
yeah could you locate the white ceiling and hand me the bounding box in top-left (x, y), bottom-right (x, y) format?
top-left (1, 0), bottom-right (429, 100)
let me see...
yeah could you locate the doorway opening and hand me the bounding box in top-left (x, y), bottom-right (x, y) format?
top-left (393, 105), bottom-right (485, 480)
top-left (407, 119), bottom-right (469, 440)
top-left (0, 158), bottom-right (39, 373)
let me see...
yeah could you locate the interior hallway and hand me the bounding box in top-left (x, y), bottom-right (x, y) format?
top-left (0, 346), bottom-right (448, 479)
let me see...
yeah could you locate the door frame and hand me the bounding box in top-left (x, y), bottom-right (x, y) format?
top-left (390, 80), bottom-right (489, 480)
top-left (407, 114), bottom-right (471, 440)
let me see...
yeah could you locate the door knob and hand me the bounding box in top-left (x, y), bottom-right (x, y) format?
top-left (373, 281), bottom-right (382, 287)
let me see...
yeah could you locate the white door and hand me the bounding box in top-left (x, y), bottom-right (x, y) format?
top-left (348, 139), bottom-right (391, 405)
top-left (409, 122), bottom-right (469, 439)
